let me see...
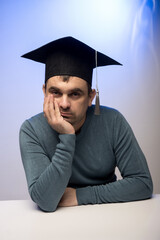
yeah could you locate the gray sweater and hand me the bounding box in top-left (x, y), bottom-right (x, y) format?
top-left (19, 105), bottom-right (153, 212)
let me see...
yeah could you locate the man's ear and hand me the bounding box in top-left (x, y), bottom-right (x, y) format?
top-left (42, 84), bottom-right (46, 96)
top-left (88, 89), bottom-right (96, 107)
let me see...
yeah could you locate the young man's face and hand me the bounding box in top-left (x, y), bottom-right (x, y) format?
top-left (43, 76), bottom-right (96, 131)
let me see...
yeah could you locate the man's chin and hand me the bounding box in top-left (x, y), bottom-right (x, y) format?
top-left (63, 116), bottom-right (73, 124)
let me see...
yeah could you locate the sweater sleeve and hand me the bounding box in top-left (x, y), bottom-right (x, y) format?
top-left (76, 112), bottom-right (153, 205)
top-left (19, 120), bottom-right (76, 212)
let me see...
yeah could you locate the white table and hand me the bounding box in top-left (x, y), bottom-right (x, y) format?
top-left (1, 195), bottom-right (160, 240)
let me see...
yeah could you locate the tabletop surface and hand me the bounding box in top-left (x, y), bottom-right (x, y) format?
top-left (0, 195), bottom-right (160, 240)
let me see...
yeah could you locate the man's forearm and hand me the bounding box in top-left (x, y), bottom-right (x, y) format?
top-left (20, 120), bottom-right (76, 212)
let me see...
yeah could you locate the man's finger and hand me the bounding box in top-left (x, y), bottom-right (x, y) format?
top-left (43, 95), bottom-right (49, 117)
top-left (48, 95), bottom-right (55, 120)
top-left (44, 95), bottom-right (53, 120)
top-left (54, 99), bottom-right (61, 118)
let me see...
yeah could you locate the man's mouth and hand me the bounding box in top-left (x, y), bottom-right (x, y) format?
top-left (61, 112), bottom-right (72, 118)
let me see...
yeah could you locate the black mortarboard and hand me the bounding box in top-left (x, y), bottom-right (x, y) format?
top-left (21, 36), bottom-right (121, 85)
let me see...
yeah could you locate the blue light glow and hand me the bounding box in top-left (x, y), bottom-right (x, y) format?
top-left (0, 0), bottom-right (160, 199)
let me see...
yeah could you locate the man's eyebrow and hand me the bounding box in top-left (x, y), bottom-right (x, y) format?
top-left (48, 87), bottom-right (84, 93)
top-left (70, 88), bottom-right (84, 93)
top-left (48, 86), bottom-right (60, 92)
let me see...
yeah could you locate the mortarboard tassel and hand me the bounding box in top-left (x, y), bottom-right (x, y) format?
top-left (94, 90), bottom-right (100, 115)
top-left (94, 50), bottom-right (100, 115)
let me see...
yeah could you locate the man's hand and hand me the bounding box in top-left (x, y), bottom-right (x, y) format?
top-left (43, 95), bottom-right (75, 134)
top-left (58, 187), bottom-right (78, 207)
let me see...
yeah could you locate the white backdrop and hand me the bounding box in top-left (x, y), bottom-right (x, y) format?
top-left (0, 0), bottom-right (160, 200)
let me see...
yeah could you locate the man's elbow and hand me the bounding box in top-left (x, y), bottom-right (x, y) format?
top-left (32, 197), bottom-right (58, 212)
top-left (30, 190), bottom-right (58, 212)
top-left (142, 176), bottom-right (153, 200)
top-left (37, 203), bottom-right (57, 212)
top-left (147, 180), bottom-right (153, 198)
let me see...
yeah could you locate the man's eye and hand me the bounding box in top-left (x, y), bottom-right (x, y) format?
top-left (52, 91), bottom-right (60, 96)
top-left (71, 92), bottom-right (80, 97)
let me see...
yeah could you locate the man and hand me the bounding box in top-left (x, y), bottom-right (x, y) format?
top-left (19, 36), bottom-right (153, 212)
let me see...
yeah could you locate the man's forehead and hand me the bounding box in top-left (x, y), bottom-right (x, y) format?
top-left (46, 76), bottom-right (88, 91)
top-left (47, 76), bottom-right (87, 87)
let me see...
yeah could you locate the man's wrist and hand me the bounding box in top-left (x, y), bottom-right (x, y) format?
top-left (58, 188), bottom-right (78, 207)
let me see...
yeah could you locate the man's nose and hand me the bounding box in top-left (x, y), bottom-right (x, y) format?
top-left (59, 95), bottom-right (70, 109)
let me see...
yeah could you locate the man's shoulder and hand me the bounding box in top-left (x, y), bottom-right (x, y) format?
top-left (87, 105), bottom-right (126, 129)
top-left (28, 112), bottom-right (45, 124)
top-left (20, 112), bottom-right (50, 133)
top-left (89, 105), bottom-right (121, 118)
top-left (21, 112), bottom-right (44, 126)
top-left (100, 105), bottom-right (119, 114)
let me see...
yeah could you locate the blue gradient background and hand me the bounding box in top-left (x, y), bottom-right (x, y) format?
top-left (0, 0), bottom-right (160, 199)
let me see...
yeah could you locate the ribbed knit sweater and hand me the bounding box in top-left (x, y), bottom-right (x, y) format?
top-left (19, 105), bottom-right (153, 212)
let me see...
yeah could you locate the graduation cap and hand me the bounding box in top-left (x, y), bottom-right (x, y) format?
top-left (21, 36), bottom-right (122, 115)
